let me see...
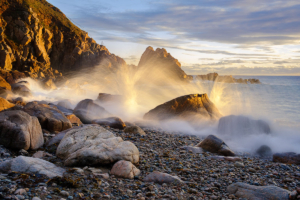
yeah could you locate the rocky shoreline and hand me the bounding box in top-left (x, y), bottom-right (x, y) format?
top-left (0, 126), bottom-right (300, 200)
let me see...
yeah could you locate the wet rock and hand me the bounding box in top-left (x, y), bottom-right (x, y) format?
top-left (11, 82), bottom-right (31, 97)
top-left (0, 156), bottom-right (65, 178)
top-left (143, 171), bottom-right (183, 184)
top-left (273, 152), bottom-right (300, 165)
top-left (110, 160), bottom-right (140, 179)
top-left (144, 94), bottom-right (222, 121)
top-left (124, 126), bottom-right (146, 136)
top-left (0, 97), bottom-right (15, 111)
top-left (66, 114), bottom-right (82, 126)
top-left (92, 117), bottom-right (126, 129)
top-left (73, 99), bottom-right (111, 124)
top-left (218, 115), bottom-right (271, 136)
top-left (23, 102), bottom-right (72, 132)
top-left (256, 145), bottom-right (272, 157)
top-left (56, 125), bottom-right (139, 166)
top-left (196, 135), bottom-right (235, 156)
top-left (0, 110), bottom-right (43, 150)
top-left (227, 182), bottom-right (291, 200)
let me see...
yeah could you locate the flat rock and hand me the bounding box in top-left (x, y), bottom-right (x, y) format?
top-left (196, 135), bottom-right (235, 156)
top-left (56, 125), bottom-right (139, 166)
top-left (32, 151), bottom-right (53, 158)
top-left (92, 117), bottom-right (126, 129)
top-left (227, 182), bottom-right (290, 200)
top-left (143, 171), bottom-right (183, 184)
top-left (0, 156), bottom-right (65, 178)
top-left (0, 110), bottom-right (43, 150)
top-left (180, 146), bottom-right (203, 154)
top-left (110, 160), bottom-right (140, 179)
top-left (124, 125), bottom-right (146, 136)
top-left (23, 102), bottom-right (72, 132)
top-left (273, 152), bottom-right (300, 165)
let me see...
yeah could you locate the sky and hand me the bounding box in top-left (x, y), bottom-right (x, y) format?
top-left (47, 0), bottom-right (300, 75)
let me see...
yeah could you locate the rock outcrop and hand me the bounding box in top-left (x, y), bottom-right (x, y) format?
top-left (56, 125), bottom-right (139, 166)
top-left (0, 156), bottom-right (65, 178)
top-left (144, 94), bottom-right (222, 121)
top-left (0, 110), bottom-right (43, 150)
top-left (196, 135), bottom-right (235, 156)
top-left (137, 47), bottom-right (188, 84)
top-left (0, 0), bottom-right (126, 82)
top-left (218, 115), bottom-right (271, 136)
top-left (0, 97), bottom-right (15, 111)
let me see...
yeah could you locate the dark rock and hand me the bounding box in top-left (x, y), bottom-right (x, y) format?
top-left (218, 115), bottom-right (271, 136)
top-left (196, 135), bottom-right (235, 156)
top-left (92, 117), bottom-right (126, 129)
top-left (23, 102), bottom-right (72, 132)
top-left (144, 94), bottom-right (222, 121)
top-left (256, 145), bottom-right (272, 157)
top-left (73, 99), bottom-right (111, 124)
top-left (273, 152), bottom-right (300, 165)
top-left (11, 82), bottom-right (31, 97)
top-left (227, 182), bottom-right (290, 200)
top-left (0, 110), bottom-right (43, 150)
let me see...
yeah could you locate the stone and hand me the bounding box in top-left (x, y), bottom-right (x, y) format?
top-left (11, 82), bottom-right (31, 97)
top-left (143, 171), bottom-right (183, 184)
top-left (273, 152), bottom-right (300, 165)
top-left (234, 162), bottom-right (244, 168)
top-left (92, 117), bottom-right (126, 129)
top-left (0, 77), bottom-right (11, 90)
top-left (256, 145), bottom-right (272, 157)
top-left (0, 97), bottom-right (15, 111)
top-left (227, 182), bottom-right (291, 200)
top-left (56, 125), bottom-right (139, 166)
top-left (0, 156), bottom-right (65, 178)
top-left (144, 94), bottom-right (222, 121)
top-left (32, 151), bottom-right (53, 158)
top-left (196, 135), bottom-right (235, 156)
top-left (110, 160), bottom-right (141, 179)
top-left (23, 102), bottom-right (72, 132)
top-left (218, 115), bottom-right (271, 136)
top-left (124, 126), bottom-right (146, 136)
top-left (66, 114), bottom-right (82, 125)
top-left (73, 99), bottom-right (111, 124)
top-left (0, 110), bottom-right (43, 150)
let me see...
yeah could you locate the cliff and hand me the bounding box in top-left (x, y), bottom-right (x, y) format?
top-left (0, 0), bottom-right (126, 83)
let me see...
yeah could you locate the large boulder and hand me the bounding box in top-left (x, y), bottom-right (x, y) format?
top-left (0, 156), bottom-right (65, 178)
top-left (0, 110), bottom-right (43, 150)
top-left (92, 117), bottom-right (126, 129)
top-left (23, 102), bottom-right (72, 132)
top-left (110, 160), bottom-right (140, 179)
top-left (227, 182), bottom-right (291, 200)
top-left (56, 125), bottom-right (139, 166)
top-left (218, 115), bottom-right (271, 136)
top-left (196, 135), bottom-right (235, 156)
top-left (0, 97), bottom-right (15, 111)
top-left (273, 152), bottom-right (300, 165)
top-left (144, 94), bottom-right (222, 121)
top-left (73, 99), bottom-right (111, 124)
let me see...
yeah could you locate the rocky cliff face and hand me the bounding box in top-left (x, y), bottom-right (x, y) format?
top-left (137, 46), bottom-right (188, 84)
top-left (0, 0), bottom-right (126, 83)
